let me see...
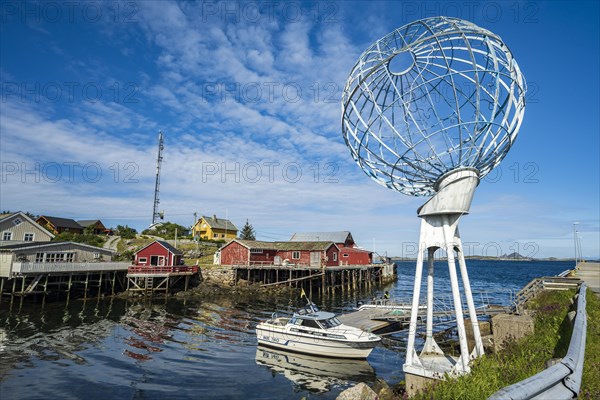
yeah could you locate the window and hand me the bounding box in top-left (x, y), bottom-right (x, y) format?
top-left (45, 253), bottom-right (66, 262)
top-left (213, 233), bottom-right (218, 238)
top-left (343, 253), bottom-right (349, 258)
top-left (13, 218), bottom-right (22, 226)
top-left (138, 257), bottom-right (147, 264)
top-left (2, 232), bottom-right (12, 241)
top-left (24, 233), bottom-right (34, 241)
top-left (292, 251), bottom-right (300, 260)
top-left (320, 317), bottom-right (341, 329)
top-left (333, 252), bottom-right (338, 261)
top-left (66, 253), bottom-right (74, 262)
top-left (250, 249), bottom-right (263, 254)
top-left (221, 234), bottom-right (225, 238)
top-left (93, 252), bottom-right (100, 259)
top-left (35, 253), bottom-right (44, 262)
top-left (300, 319), bottom-right (321, 329)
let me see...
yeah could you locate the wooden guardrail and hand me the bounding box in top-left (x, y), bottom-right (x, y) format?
top-left (513, 276), bottom-right (580, 314)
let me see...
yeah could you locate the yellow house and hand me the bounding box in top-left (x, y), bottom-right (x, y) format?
top-left (192, 215), bottom-right (238, 241)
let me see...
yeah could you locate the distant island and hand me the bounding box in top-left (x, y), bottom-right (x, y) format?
top-left (391, 253), bottom-right (581, 262)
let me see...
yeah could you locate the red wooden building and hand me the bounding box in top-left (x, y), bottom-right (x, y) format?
top-left (127, 240), bottom-right (196, 295)
top-left (338, 246), bottom-right (373, 265)
top-left (219, 240), bottom-right (340, 267)
top-left (133, 240), bottom-right (183, 267)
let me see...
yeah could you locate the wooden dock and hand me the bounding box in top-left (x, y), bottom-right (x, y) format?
top-left (126, 265), bottom-right (198, 296)
top-left (231, 263), bottom-right (396, 297)
top-left (338, 303), bottom-right (511, 334)
top-left (0, 262), bottom-right (130, 302)
top-left (338, 308), bottom-right (403, 333)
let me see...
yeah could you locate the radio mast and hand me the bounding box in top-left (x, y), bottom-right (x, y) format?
top-left (151, 131), bottom-right (164, 226)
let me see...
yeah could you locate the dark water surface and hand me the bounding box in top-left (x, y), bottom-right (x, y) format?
top-left (0, 260), bottom-right (572, 399)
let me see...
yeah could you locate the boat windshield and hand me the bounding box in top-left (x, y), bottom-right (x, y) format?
top-left (319, 317), bottom-right (341, 329)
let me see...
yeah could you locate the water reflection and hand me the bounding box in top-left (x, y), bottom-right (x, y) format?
top-left (255, 346), bottom-right (376, 393)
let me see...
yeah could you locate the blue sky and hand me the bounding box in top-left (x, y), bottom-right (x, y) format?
top-left (1, 1), bottom-right (598, 259)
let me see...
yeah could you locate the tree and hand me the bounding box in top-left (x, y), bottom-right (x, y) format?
top-left (114, 250), bottom-right (134, 262)
top-left (116, 225), bottom-right (137, 239)
top-left (52, 232), bottom-right (104, 248)
top-left (83, 224), bottom-right (96, 235)
top-left (239, 219), bottom-right (256, 240)
top-left (142, 221), bottom-right (188, 240)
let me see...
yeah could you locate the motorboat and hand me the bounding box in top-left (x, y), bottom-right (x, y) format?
top-left (255, 304), bottom-right (380, 359)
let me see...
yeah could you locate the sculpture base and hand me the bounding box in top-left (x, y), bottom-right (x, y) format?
top-left (404, 372), bottom-right (441, 398)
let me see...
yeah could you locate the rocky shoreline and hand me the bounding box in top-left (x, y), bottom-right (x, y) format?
top-left (173, 276), bottom-right (299, 302)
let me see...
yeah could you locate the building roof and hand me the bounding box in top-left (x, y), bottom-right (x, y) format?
top-left (339, 247), bottom-right (372, 254)
top-left (290, 231), bottom-right (354, 245)
top-left (0, 241), bottom-right (113, 254)
top-left (201, 215), bottom-right (238, 232)
top-left (38, 216), bottom-right (83, 230)
top-left (134, 240), bottom-right (183, 255)
top-left (227, 240), bottom-right (339, 252)
top-left (77, 220), bottom-right (105, 228)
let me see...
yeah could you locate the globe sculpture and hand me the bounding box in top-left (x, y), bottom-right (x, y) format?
top-left (342, 17), bottom-right (526, 379)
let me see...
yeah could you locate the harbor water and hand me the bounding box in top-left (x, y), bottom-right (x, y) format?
top-left (0, 260), bottom-right (572, 399)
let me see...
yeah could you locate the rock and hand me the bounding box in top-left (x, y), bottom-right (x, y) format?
top-left (336, 383), bottom-right (378, 400)
top-left (372, 379), bottom-right (395, 400)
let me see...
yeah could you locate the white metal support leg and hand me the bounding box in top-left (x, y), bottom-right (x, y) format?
top-left (403, 167), bottom-right (484, 380)
top-left (442, 215), bottom-right (470, 373)
top-left (456, 236), bottom-right (484, 358)
top-left (423, 248), bottom-right (443, 355)
top-left (405, 240), bottom-right (426, 367)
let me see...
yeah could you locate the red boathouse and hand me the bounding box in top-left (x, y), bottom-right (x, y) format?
top-left (133, 240), bottom-right (184, 267)
top-left (219, 240), bottom-right (340, 267)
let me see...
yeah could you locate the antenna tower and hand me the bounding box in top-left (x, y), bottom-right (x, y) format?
top-left (152, 131), bottom-right (164, 226)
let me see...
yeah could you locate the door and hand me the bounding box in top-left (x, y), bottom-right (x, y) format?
top-left (274, 256), bottom-right (281, 266)
top-left (310, 252), bottom-right (320, 267)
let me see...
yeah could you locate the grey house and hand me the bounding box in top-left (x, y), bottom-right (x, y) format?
top-left (0, 241), bottom-right (115, 278)
top-left (0, 212), bottom-right (55, 244)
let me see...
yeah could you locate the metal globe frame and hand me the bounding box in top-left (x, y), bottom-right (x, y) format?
top-left (342, 17), bottom-right (526, 197)
top-left (341, 17), bottom-right (526, 381)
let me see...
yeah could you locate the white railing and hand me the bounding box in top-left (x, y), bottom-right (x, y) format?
top-left (11, 262), bottom-right (131, 275)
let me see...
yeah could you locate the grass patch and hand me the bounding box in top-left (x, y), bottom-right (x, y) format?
top-left (581, 289), bottom-right (600, 399)
top-left (413, 289), bottom-right (577, 399)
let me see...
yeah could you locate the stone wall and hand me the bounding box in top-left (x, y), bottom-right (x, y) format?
top-left (201, 267), bottom-right (236, 286)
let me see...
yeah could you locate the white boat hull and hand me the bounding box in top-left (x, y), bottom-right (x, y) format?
top-left (256, 323), bottom-right (378, 359)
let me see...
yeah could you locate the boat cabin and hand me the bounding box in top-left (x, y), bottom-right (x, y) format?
top-left (290, 310), bottom-right (342, 330)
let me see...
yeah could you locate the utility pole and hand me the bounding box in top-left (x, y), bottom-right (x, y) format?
top-left (194, 212), bottom-right (199, 251)
top-left (152, 131), bottom-right (164, 227)
top-left (573, 222), bottom-right (579, 268)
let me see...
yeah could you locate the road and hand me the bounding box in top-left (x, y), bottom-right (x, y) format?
top-left (103, 235), bottom-right (121, 251)
top-left (575, 262), bottom-right (600, 295)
